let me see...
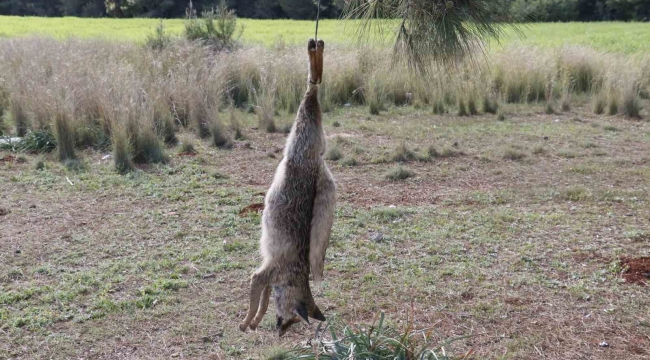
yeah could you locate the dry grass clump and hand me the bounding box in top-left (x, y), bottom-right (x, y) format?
top-left (228, 104), bottom-right (245, 140)
top-left (502, 146), bottom-right (527, 161)
top-left (341, 157), bottom-right (358, 167)
top-left (390, 142), bottom-right (420, 162)
top-left (622, 88), bottom-right (642, 119)
top-left (593, 92), bottom-right (606, 114)
top-left (608, 93), bottom-right (619, 115)
top-left (131, 127), bottom-right (167, 164)
top-left (366, 83), bottom-right (386, 115)
top-left (179, 134), bottom-right (197, 154)
top-left (468, 96), bottom-right (479, 115)
top-left (10, 99), bottom-right (29, 137)
top-left (325, 144), bottom-right (343, 161)
top-left (432, 99), bottom-right (446, 115)
top-left (153, 98), bottom-right (177, 145)
top-left (112, 127), bottom-right (133, 174)
top-left (481, 95), bottom-right (499, 114)
top-left (253, 71), bottom-right (278, 133)
top-left (385, 166), bottom-right (414, 181)
top-left (209, 118), bottom-right (232, 149)
top-left (457, 98), bottom-right (468, 116)
top-left (52, 111), bottom-right (76, 162)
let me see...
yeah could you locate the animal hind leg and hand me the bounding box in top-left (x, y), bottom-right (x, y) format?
top-left (239, 266), bottom-right (272, 332)
top-left (315, 40), bottom-right (324, 84)
top-left (308, 39), bottom-right (319, 84)
top-left (249, 284), bottom-right (271, 330)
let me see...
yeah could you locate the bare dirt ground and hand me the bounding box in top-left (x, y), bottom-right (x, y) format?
top-left (1, 104), bottom-right (649, 359)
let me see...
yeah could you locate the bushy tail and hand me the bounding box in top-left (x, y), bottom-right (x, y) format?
top-left (310, 167), bottom-right (336, 283)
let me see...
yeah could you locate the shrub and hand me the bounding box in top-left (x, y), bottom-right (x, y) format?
top-left (53, 113), bottom-right (76, 161)
top-left (184, 1), bottom-right (243, 50)
top-left (145, 20), bottom-right (172, 51)
top-left (385, 166), bottom-right (414, 181)
top-left (622, 89), bottom-right (642, 119)
top-left (21, 130), bottom-right (56, 153)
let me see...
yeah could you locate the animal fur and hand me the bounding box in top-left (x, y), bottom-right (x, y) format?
top-left (239, 39), bottom-right (336, 337)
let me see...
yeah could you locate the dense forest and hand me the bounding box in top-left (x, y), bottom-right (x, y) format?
top-left (0, 0), bottom-right (648, 21)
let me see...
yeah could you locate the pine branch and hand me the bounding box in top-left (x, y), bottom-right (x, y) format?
top-left (342, 0), bottom-right (526, 72)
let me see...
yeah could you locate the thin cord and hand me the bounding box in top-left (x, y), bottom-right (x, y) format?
top-left (315, 0), bottom-right (321, 40)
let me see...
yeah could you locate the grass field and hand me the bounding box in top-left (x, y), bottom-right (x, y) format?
top-left (0, 16), bottom-right (650, 53)
top-left (2, 103), bottom-right (650, 359)
top-left (1, 15), bottom-right (650, 360)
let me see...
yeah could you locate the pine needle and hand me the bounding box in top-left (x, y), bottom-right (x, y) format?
top-left (342, 0), bottom-right (527, 72)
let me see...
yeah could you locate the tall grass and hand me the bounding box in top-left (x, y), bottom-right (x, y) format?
top-left (273, 312), bottom-right (463, 360)
top-left (52, 111), bottom-right (76, 161)
top-left (112, 126), bottom-right (133, 174)
top-left (0, 38), bottom-right (647, 161)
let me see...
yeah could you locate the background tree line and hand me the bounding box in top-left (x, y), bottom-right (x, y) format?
top-left (0, 0), bottom-right (648, 21)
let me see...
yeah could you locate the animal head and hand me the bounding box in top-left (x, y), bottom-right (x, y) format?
top-left (274, 284), bottom-right (326, 336)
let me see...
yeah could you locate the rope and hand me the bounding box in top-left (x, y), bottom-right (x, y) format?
top-left (315, 0), bottom-right (321, 40)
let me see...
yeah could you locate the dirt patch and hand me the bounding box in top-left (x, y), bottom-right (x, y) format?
top-left (621, 257), bottom-right (650, 285)
top-left (239, 203), bottom-right (264, 217)
top-left (0, 154), bottom-right (18, 163)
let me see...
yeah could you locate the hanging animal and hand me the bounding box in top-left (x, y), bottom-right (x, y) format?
top-left (239, 38), bottom-right (336, 337)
